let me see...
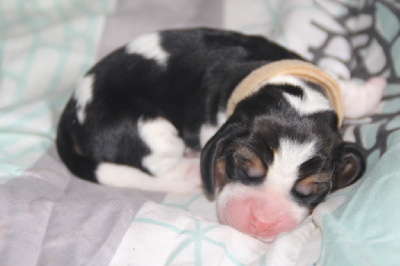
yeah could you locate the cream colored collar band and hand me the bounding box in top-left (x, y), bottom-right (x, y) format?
top-left (225, 59), bottom-right (344, 128)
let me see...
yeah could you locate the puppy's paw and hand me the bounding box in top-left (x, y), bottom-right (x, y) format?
top-left (159, 157), bottom-right (202, 193)
top-left (183, 158), bottom-right (202, 187)
top-left (340, 76), bottom-right (387, 119)
top-left (365, 76), bottom-right (387, 96)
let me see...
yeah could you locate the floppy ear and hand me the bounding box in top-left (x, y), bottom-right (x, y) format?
top-left (333, 142), bottom-right (366, 191)
top-left (200, 122), bottom-right (243, 199)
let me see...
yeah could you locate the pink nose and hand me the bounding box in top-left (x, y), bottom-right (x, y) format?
top-left (251, 216), bottom-right (278, 233)
top-left (220, 196), bottom-right (301, 240)
top-left (250, 210), bottom-right (284, 237)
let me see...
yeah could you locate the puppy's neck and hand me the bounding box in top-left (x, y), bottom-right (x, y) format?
top-left (226, 59), bottom-right (344, 128)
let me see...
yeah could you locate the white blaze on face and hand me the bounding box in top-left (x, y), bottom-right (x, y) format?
top-left (267, 138), bottom-right (316, 191)
top-left (126, 32), bottom-right (169, 66)
top-left (74, 74), bottom-right (94, 124)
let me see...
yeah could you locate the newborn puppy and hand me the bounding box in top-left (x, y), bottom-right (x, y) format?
top-left (56, 28), bottom-right (385, 241)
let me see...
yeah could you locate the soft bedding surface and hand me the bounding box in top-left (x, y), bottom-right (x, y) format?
top-left (1, 0), bottom-right (400, 265)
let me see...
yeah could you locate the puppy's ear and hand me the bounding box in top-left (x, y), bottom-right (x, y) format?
top-left (333, 142), bottom-right (366, 191)
top-left (200, 122), bottom-right (243, 199)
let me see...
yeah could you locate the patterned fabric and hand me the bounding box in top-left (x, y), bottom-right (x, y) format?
top-left (0, 0), bottom-right (116, 183)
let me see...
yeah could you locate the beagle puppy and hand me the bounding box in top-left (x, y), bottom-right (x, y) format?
top-left (57, 28), bottom-right (386, 241)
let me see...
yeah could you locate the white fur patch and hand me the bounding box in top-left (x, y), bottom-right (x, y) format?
top-left (97, 162), bottom-right (157, 188)
top-left (74, 74), bottom-right (94, 124)
top-left (200, 112), bottom-right (227, 148)
top-left (267, 138), bottom-right (316, 191)
top-left (267, 75), bottom-right (333, 115)
top-left (96, 162), bottom-right (199, 192)
top-left (126, 32), bottom-right (169, 66)
top-left (137, 117), bottom-right (185, 176)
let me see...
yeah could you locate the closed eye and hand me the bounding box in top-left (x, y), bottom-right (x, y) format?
top-left (226, 147), bottom-right (267, 185)
top-left (291, 174), bottom-right (332, 209)
top-left (244, 162), bottom-right (266, 179)
top-left (238, 157), bottom-right (267, 179)
top-left (236, 166), bottom-right (266, 186)
top-left (294, 177), bottom-right (331, 197)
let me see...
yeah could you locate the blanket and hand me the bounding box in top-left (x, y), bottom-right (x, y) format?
top-left (1, 0), bottom-right (399, 265)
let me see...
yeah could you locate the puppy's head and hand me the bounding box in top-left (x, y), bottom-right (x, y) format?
top-left (200, 85), bottom-right (365, 242)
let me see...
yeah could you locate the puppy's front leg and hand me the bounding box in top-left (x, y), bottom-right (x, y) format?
top-left (97, 117), bottom-right (202, 193)
top-left (339, 77), bottom-right (387, 119)
top-left (138, 117), bottom-right (202, 192)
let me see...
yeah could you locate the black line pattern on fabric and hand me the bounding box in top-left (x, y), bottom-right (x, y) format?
top-left (309, 0), bottom-right (400, 159)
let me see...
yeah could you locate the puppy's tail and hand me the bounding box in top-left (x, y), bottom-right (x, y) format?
top-left (56, 119), bottom-right (98, 183)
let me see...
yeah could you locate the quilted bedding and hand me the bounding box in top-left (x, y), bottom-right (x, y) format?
top-left (1, 0), bottom-right (399, 265)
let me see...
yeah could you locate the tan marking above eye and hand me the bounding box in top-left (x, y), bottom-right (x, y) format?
top-left (73, 145), bottom-right (84, 156)
top-left (242, 159), bottom-right (265, 178)
top-left (236, 146), bottom-right (266, 178)
top-left (295, 177), bottom-right (318, 196)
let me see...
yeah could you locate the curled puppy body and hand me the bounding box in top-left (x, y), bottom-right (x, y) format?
top-left (56, 28), bottom-right (385, 241)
